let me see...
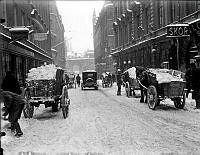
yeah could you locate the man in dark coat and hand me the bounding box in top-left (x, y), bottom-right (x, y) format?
top-left (76, 74), bottom-right (81, 87)
top-left (185, 64), bottom-right (193, 97)
top-left (0, 90), bottom-right (25, 137)
top-left (187, 63), bottom-right (200, 109)
top-left (1, 71), bottom-right (22, 95)
top-left (116, 69), bottom-right (122, 95)
top-left (65, 74), bottom-right (70, 87)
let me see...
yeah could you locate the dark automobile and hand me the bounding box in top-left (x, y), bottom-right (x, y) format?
top-left (81, 70), bottom-right (98, 90)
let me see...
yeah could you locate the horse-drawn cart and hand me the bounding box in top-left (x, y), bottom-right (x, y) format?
top-left (23, 64), bottom-right (70, 118)
top-left (138, 68), bottom-right (187, 110)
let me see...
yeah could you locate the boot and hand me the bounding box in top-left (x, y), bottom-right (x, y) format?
top-left (13, 122), bottom-right (23, 137)
top-left (8, 123), bottom-right (15, 132)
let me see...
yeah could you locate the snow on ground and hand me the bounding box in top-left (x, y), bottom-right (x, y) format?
top-left (1, 82), bottom-right (200, 155)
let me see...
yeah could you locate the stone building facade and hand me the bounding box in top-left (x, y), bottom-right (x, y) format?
top-left (103, 0), bottom-right (200, 72)
top-left (50, 1), bottom-right (66, 69)
top-left (93, 1), bottom-right (115, 77)
top-left (0, 0), bottom-right (65, 86)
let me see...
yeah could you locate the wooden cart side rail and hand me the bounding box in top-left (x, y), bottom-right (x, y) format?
top-left (137, 78), bottom-right (148, 90)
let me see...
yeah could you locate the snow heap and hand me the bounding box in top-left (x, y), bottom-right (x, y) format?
top-left (148, 68), bottom-right (184, 84)
top-left (26, 64), bottom-right (61, 81)
top-left (126, 67), bottom-right (136, 79)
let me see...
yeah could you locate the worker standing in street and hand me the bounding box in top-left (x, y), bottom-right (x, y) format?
top-left (76, 74), bottom-right (81, 87)
top-left (116, 69), bottom-right (122, 95)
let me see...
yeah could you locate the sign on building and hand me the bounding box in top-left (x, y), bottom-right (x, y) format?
top-left (9, 27), bottom-right (29, 40)
top-left (33, 33), bottom-right (48, 41)
top-left (166, 24), bottom-right (190, 37)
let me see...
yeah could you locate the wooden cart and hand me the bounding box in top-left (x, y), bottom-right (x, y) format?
top-left (23, 69), bottom-right (70, 118)
top-left (139, 69), bottom-right (187, 110)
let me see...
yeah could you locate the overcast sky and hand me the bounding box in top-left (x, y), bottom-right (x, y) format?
top-left (56, 1), bottom-right (105, 53)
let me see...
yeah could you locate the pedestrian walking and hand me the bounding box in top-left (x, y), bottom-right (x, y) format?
top-left (112, 73), bottom-right (115, 83)
top-left (116, 69), bottom-right (122, 95)
top-left (0, 89), bottom-right (25, 137)
top-left (65, 74), bottom-right (70, 88)
top-left (108, 73), bottom-right (112, 87)
top-left (185, 63), bottom-right (200, 109)
top-left (76, 74), bottom-right (81, 87)
top-left (1, 71), bottom-right (22, 95)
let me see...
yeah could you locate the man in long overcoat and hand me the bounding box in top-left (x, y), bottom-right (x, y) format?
top-left (189, 63), bottom-right (200, 109)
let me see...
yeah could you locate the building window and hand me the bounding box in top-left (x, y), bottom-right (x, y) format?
top-left (171, 1), bottom-right (176, 23)
top-left (21, 11), bottom-right (25, 26)
top-left (0, 0), bottom-right (7, 26)
top-left (197, 1), bottom-right (200, 10)
top-left (14, 6), bottom-right (17, 26)
top-left (158, 0), bottom-right (164, 28)
top-left (145, 4), bottom-right (151, 34)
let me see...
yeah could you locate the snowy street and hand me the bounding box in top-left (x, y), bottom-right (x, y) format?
top-left (1, 83), bottom-right (200, 154)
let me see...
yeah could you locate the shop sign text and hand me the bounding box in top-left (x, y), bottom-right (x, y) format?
top-left (167, 24), bottom-right (189, 37)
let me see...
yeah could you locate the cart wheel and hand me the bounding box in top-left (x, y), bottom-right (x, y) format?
top-left (125, 82), bottom-right (130, 98)
top-left (23, 89), bottom-right (34, 118)
top-left (147, 85), bottom-right (158, 110)
top-left (174, 93), bottom-right (186, 109)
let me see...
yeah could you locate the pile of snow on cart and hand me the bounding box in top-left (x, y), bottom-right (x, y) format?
top-left (26, 64), bottom-right (61, 81)
top-left (126, 67), bottom-right (185, 84)
top-left (149, 68), bottom-right (184, 83)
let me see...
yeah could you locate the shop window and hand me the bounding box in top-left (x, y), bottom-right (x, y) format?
top-left (2, 53), bottom-right (10, 76)
top-left (24, 59), bottom-right (28, 77)
top-left (16, 56), bottom-right (23, 85)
